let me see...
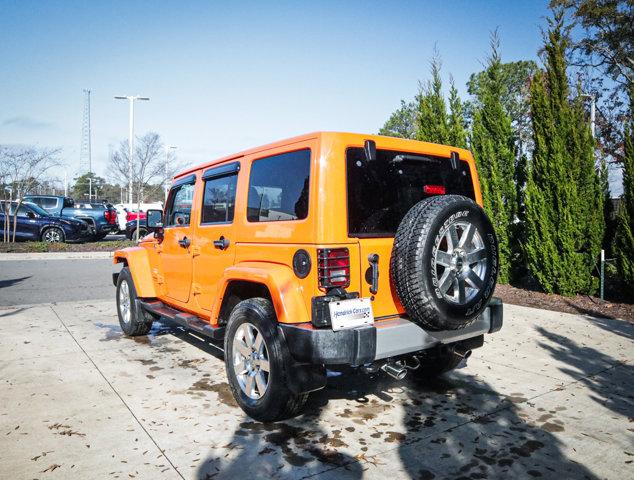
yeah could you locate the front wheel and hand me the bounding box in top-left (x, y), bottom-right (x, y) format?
top-left (130, 227), bottom-right (148, 241)
top-left (116, 267), bottom-right (154, 336)
top-left (42, 227), bottom-right (65, 243)
top-left (224, 298), bottom-right (308, 422)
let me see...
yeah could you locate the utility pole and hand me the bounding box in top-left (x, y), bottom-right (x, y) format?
top-left (164, 145), bottom-right (177, 200)
top-left (114, 95), bottom-right (150, 204)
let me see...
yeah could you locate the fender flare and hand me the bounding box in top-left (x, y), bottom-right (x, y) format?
top-left (212, 262), bottom-right (310, 325)
top-left (113, 247), bottom-right (157, 298)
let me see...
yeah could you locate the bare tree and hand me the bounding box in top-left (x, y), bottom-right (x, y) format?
top-left (110, 132), bottom-right (182, 240)
top-left (0, 145), bottom-right (61, 242)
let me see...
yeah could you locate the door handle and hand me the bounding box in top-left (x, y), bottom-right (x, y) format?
top-left (368, 253), bottom-right (379, 294)
top-left (213, 236), bottom-right (230, 250)
top-left (178, 237), bottom-right (191, 249)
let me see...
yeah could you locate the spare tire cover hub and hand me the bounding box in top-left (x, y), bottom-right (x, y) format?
top-left (433, 220), bottom-right (487, 305)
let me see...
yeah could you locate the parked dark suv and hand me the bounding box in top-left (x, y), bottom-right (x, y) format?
top-left (23, 195), bottom-right (118, 240)
top-left (0, 201), bottom-right (91, 242)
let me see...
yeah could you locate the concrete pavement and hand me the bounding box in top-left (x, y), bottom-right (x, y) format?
top-left (0, 299), bottom-right (632, 479)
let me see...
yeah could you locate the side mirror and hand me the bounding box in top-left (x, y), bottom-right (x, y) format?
top-left (146, 209), bottom-right (163, 228)
top-left (26, 211), bottom-right (36, 219)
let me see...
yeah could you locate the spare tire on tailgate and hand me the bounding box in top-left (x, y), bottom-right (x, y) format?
top-left (391, 195), bottom-right (498, 331)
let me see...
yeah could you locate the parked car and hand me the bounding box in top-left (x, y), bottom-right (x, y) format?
top-left (113, 132), bottom-right (502, 422)
top-left (113, 203), bottom-right (163, 232)
top-left (0, 201), bottom-right (91, 242)
top-left (125, 218), bottom-right (159, 240)
top-left (126, 210), bottom-right (146, 224)
top-left (23, 195), bottom-right (118, 240)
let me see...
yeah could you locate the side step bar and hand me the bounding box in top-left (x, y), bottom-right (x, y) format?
top-left (137, 299), bottom-right (225, 341)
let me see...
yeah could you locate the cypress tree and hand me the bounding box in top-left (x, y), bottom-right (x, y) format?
top-left (470, 36), bottom-right (516, 283)
top-left (614, 85), bottom-right (634, 293)
top-left (447, 76), bottom-right (468, 148)
top-left (416, 52), bottom-right (449, 144)
top-left (523, 11), bottom-right (604, 295)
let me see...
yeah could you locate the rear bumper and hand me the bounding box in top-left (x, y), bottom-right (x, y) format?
top-left (98, 224), bottom-right (118, 234)
top-left (280, 298), bottom-right (503, 366)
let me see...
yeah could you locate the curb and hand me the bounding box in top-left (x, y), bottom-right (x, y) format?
top-left (0, 251), bottom-right (115, 261)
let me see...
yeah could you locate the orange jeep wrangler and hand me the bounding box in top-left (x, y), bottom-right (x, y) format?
top-left (113, 132), bottom-right (502, 421)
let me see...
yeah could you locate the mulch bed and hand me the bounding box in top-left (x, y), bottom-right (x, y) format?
top-left (495, 284), bottom-right (634, 323)
top-left (0, 240), bottom-right (135, 253)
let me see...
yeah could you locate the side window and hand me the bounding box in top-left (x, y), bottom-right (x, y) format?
top-left (41, 197), bottom-right (58, 209)
top-left (201, 174), bottom-right (238, 224)
top-left (15, 205), bottom-right (30, 217)
top-left (164, 183), bottom-right (195, 227)
top-left (247, 149), bottom-right (310, 222)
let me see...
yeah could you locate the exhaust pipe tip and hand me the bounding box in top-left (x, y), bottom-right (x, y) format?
top-left (381, 362), bottom-right (407, 380)
top-left (451, 344), bottom-right (472, 359)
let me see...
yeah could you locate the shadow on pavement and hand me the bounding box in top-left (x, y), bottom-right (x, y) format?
top-left (194, 360), bottom-right (599, 479)
top-left (536, 326), bottom-right (634, 418)
top-left (0, 276), bottom-right (31, 289)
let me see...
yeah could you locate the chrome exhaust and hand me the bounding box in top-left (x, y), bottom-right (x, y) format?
top-left (381, 361), bottom-right (407, 380)
top-left (450, 344), bottom-right (472, 359)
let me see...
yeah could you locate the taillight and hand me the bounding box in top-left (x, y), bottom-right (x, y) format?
top-left (423, 184), bottom-right (446, 195)
top-left (104, 210), bottom-right (116, 224)
top-left (317, 248), bottom-right (350, 289)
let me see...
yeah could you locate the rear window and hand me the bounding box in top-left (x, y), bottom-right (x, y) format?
top-left (346, 148), bottom-right (475, 237)
top-left (247, 149), bottom-right (310, 222)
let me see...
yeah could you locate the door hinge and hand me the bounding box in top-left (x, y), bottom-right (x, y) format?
top-left (192, 283), bottom-right (202, 295)
top-left (191, 245), bottom-right (201, 257)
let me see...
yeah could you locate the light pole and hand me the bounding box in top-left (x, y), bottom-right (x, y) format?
top-left (114, 95), bottom-right (150, 204)
top-left (164, 145), bottom-right (177, 200)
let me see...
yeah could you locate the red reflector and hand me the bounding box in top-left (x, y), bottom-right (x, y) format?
top-left (423, 185), bottom-right (446, 195)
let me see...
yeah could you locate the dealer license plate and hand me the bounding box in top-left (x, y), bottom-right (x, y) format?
top-left (329, 298), bottom-right (374, 331)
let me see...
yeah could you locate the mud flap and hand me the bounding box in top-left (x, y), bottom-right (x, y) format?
top-left (286, 363), bottom-right (327, 395)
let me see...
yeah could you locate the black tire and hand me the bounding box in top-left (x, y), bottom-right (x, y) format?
top-left (131, 227), bottom-right (148, 241)
top-left (415, 352), bottom-right (463, 378)
top-left (391, 195), bottom-right (498, 330)
top-left (224, 298), bottom-right (308, 422)
top-left (41, 227), bottom-right (65, 243)
top-left (93, 232), bottom-right (108, 241)
top-left (116, 267), bottom-right (154, 336)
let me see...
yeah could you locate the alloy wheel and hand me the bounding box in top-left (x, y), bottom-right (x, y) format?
top-left (44, 229), bottom-right (62, 243)
top-left (232, 322), bottom-right (270, 400)
top-left (433, 221), bottom-right (488, 305)
top-left (118, 280), bottom-right (131, 325)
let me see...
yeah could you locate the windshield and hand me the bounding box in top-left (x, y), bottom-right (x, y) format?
top-left (24, 202), bottom-right (51, 217)
top-left (346, 147), bottom-right (475, 237)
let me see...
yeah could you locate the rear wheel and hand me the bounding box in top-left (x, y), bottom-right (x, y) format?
top-left (116, 267), bottom-right (154, 336)
top-left (224, 298), bottom-right (308, 421)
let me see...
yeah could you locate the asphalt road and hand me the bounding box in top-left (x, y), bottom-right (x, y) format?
top-left (0, 259), bottom-right (118, 306)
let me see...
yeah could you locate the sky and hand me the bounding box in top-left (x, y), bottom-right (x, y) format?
top-left (4, 0), bottom-right (601, 190)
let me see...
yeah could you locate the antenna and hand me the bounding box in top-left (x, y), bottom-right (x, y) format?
top-left (80, 89), bottom-right (92, 174)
